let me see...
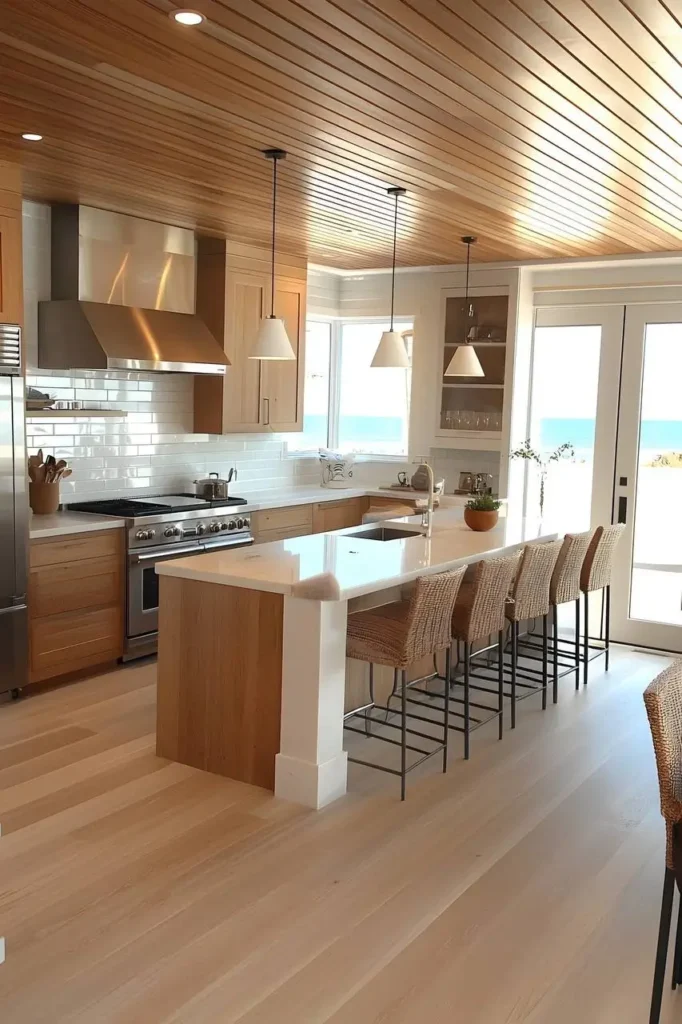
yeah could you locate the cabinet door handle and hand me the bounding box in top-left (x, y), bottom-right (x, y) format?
top-left (263, 397), bottom-right (270, 425)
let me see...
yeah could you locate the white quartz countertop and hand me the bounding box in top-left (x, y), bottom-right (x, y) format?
top-left (157, 507), bottom-right (555, 602)
top-left (29, 510), bottom-right (125, 540)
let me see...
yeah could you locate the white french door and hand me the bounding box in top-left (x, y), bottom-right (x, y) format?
top-left (610, 304), bottom-right (682, 652)
top-left (531, 306), bottom-right (624, 535)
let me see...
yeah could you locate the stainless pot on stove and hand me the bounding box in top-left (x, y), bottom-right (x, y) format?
top-left (194, 469), bottom-right (237, 501)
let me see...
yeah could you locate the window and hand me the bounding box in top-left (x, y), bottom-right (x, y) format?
top-left (288, 317), bottom-right (413, 457)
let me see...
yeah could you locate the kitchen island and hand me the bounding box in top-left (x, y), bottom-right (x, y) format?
top-left (156, 508), bottom-right (555, 808)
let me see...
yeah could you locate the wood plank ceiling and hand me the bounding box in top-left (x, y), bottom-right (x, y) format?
top-left (3, 0), bottom-right (682, 268)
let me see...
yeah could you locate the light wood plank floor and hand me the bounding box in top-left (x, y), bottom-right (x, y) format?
top-left (0, 648), bottom-right (678, 1023)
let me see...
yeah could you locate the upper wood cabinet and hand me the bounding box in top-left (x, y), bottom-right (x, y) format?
top-left (0, 161), bottom-right (23, 327)
top-left (194, 240), bottom-right (306, 434)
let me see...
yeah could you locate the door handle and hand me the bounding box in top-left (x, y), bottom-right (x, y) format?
top-left (263, 397), bottom-right (270, 426)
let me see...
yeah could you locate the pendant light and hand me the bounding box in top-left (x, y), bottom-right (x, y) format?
top-left (371, 186), bottom-right (410, 368)
top-left (445, 236), bottom-right (484, 377)
top-left (249, 148), bottom-right (296, 361)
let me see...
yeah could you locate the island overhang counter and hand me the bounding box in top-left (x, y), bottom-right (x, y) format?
top-left (155, 509), bottom-right (556, 809)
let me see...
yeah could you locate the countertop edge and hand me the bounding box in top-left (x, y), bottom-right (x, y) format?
top-left (29, 513), bottom-right (126, 540)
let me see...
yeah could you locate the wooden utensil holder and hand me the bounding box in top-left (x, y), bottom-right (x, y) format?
top-left (29, 481), bottom-right (60, 515)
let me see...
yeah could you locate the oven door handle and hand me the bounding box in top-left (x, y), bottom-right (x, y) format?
top-left (128, 543), bottom-right (206, 564)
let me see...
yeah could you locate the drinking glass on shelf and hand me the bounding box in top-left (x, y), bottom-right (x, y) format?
top-left (480, 412), bottom-right (490, 430)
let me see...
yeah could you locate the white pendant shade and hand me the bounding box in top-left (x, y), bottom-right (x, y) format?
top-left (249, 316), bottom-right (296, 360)
top-left (371, 330), bottom-right (410, 368)
top-left (445, 344), bottom-right (484, 377)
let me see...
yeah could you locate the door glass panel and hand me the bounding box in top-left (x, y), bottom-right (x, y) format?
top-left (629, 323), bottom-right (682, 627)
top-left (528, 325), bottom-right (601, 532)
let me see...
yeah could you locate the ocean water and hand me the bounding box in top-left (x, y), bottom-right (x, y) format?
top-left (540, 418), bottom-right (682, 451)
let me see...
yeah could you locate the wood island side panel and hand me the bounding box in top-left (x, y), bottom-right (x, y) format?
top-left (156, 576), bottom-right (284, 790)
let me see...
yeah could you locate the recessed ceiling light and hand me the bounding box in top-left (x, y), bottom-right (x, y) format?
top-left (21, 133), bottom-right (43, 142)
top-left (170, 9), bottom-right (205, 25)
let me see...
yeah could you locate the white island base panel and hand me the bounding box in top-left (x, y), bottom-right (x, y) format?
top-left (275, 598), bottom-right (349, 809)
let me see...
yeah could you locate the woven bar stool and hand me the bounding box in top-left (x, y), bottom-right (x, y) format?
top-left (580, 523), bottom-right (625, 685)
top-left (520, 530), bottom-right (595, 700)
top-left (344, 566), bottom-right (467, 800)
top-left (503, 539), bottom-right (563, 728)
top-left (448, 553), bottom-right (520, 759)
top-left (643, 660), bottom-right (682, 1024)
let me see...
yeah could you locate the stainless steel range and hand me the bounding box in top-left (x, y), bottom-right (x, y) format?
top-left (68, 494), bottom-right (253, 660)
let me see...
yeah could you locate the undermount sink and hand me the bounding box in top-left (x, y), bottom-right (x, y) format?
top-left (347, 526), bottom-right (423, 542)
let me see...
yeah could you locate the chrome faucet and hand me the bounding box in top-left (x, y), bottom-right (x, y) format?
top-left (420, 462), bottom-right (435, 539)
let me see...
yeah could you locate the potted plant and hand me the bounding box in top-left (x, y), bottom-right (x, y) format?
top-left (510, 439), bottom-right (575, 518)
top-left (464, 494), bottom-right (502, 532)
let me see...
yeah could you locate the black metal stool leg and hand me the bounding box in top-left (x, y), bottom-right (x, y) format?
top-left (552, 604), bottom-right (559, 704)
top-left (583, 590), bottom-right (589, 686)
top-left (400, 669), bottom-right (407, 801)
top-left (497, 629), bottom-right (504, 740)
top-left (575, 597), bottom-right (581, 691)
top-left (650, 867), bottom-right (675, 1024)
top-left (672, 890), bottom-right (682, 990)
top-left (464, 643), bottom-right (470, 760)
top-left (542, 612), bottom-right (548, 711)
top-left (442, 646), bottom-right (451, 772)
top-left (365, 663), bottom-right (375, 736)
top-left (605, 584), bottom-right (611, 672)
top-left (509, 618), bottom-right (516, 733)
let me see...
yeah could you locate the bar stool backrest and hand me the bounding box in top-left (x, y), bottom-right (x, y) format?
top-left (644, 660), bottom-right (682, 869)
top-left (403, 566), bottom-right (468, 663)
top-left (456, 553), bottom-right (521, 642)
top-left (580, 523), bottom-right (625, 593)
top-left (507, 538), bottom-right (564, 622)
top-left (550, 530), bottom-right (594, 606)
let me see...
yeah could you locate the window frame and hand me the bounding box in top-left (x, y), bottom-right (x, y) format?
top-left (288, 315), bottom-right (414, 460)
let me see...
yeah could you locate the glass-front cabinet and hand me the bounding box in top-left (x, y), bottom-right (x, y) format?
top-left (437, 291), bottom-right (510, 449)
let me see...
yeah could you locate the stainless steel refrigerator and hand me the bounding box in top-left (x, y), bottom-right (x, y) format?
top-left (0, 324), bottom-right (27, 697)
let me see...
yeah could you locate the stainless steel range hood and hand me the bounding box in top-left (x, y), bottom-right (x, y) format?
top-left (38, 205), bottom-right (228, 375)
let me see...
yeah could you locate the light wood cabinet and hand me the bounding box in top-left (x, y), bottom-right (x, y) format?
top-left (29, 530), bottom-right (124, 684)
top-left (194, 241), bottom-right (306, 434)
top-left (0, 161), bottom-right (23, 327)
top-left (251, 503), bottom-right (313, 543)
top-left (311, 497), bottom-right (369, 534)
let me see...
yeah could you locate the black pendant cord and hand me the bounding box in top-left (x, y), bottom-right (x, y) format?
top-left (389, 190), bottom-right (398, 331)
top-left (461, 234), bottom-right (477, 344)
top-left (270, 156), bottom-right (277, 318)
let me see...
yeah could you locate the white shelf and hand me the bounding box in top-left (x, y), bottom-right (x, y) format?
top-left (26, 409), bottom-right (128, 418)
top-left (433, 433), bottom-right (503, 452)
top-left (441, 382), bottom-right (504, 390)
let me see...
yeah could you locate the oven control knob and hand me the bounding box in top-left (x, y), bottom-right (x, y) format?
top-left (164, 526), bottom-right (176, 538)
top-left (196, 523), bottom-right (206, 535)
top-left (219, 522), bottom-right (228, 531)
top-left (135, 529), bottom-right (146, 540)
top-left (227, 519), bottom-right (237, 531)
top-left (236, 517), bottom-right (244, 529)
top-left (147, 528), bottom-right (156, 540)
top-left (209, 522), bottom-right (220, 533)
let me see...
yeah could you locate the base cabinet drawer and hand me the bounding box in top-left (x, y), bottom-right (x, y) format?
top-left (255, 524), bottom-right (312, 544)
top-left (30, 530), bottom-right (121, 567)
top-left (251, 504), bottom-right (313, 542)
top-left (30, 606), bottom-right (122, 681)
top-left (30, 556), bottom-right (121, 617)
top-left (312, 498), bottom-right (369, 534)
